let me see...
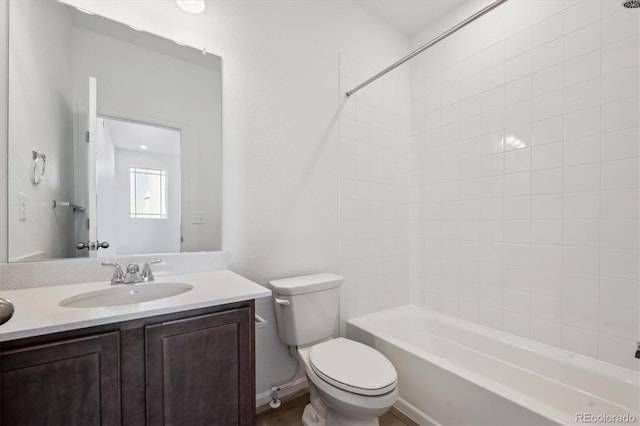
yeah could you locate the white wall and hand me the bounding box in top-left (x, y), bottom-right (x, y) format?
top-left (409, 0), bottom-right (639, 371)
top-left (58, 0), bottom-right (409, 399)
top-left (7, 0), bottom-right (76, 261)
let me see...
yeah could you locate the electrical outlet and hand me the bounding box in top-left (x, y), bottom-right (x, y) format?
top-left (191, 212), bottom-right (205, 224)
top-left (19, 193), bottom-right (27, 221)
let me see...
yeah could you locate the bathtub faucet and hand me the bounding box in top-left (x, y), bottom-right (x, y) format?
top-left (636, 342), bottom-right (640, 359)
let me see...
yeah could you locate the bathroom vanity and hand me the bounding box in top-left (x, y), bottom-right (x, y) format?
top-left (0, 270), bottom-right (270, 425)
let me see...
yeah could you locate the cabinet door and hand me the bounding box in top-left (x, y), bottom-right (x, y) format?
top-left (0, 331), bottom-right (121, 426)
top-left (145, 307), bottom-right (254, 426)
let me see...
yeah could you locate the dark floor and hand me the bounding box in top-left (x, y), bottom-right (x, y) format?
top-left (256, 393), bottom-right (413, 426)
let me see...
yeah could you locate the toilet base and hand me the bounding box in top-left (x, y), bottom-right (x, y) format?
top-left (326, 406), bottom-right (380, 426)
top-left (302, 404), bottom-right (326, 426)
top-left (302, 402), bottom-right (380, 426)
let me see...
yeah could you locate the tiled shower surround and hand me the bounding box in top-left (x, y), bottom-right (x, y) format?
top-left (339, 56), bottom-right (412, 332)
top-left (340, 0), bottom-right (639, 371)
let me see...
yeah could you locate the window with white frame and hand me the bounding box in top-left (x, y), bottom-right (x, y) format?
top-left (129, 167), bottom-right (167, 219)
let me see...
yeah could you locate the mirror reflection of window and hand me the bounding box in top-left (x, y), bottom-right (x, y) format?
top-left (130, 168), bottom-right (167, 219)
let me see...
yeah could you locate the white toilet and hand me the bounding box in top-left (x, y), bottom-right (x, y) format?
top-left (270, 273), bottom-right (398, 426)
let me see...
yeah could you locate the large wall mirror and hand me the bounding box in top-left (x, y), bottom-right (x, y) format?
top-left (7, 0), bottom-right (222, 262)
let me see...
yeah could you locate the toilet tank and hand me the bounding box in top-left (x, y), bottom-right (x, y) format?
top-left (269, 273), bottom-right (342, 346)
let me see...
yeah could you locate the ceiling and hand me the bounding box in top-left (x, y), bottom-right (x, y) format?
top-left (356, 0), bottom-right (468, 38)
top-left (102, 118), bottom-right (181, 157)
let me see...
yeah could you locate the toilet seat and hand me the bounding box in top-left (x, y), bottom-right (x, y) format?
top-left (309, 338), bottom-right (397, 396)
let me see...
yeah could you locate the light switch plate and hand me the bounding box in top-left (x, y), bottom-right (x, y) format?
top-left (191, 212), bottom-right (205, 224)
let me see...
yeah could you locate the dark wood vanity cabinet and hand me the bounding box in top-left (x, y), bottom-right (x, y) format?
top-left (0, 301), bottom-right (255, 426)
top-left (145, 308), bottom-right (255, 426)
top-left (0, 332), bottom-right (121, 426)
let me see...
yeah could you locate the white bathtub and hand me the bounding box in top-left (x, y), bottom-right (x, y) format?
top-left (347, 305), bottom-right (639, 426)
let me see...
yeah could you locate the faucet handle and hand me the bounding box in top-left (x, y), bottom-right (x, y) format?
top-left (142, 259), bottom-right (163, 282)
top-left (102, 262), bottom-right (124, 285)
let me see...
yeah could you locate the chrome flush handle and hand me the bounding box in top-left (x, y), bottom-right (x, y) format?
top-left (274, 298), bottom-right (290, 306)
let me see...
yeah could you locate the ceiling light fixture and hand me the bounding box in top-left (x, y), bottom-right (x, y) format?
top-left (176, 0), bottom-right (205, 14)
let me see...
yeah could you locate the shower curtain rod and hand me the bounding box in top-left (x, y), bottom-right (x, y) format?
top-left (345, 0), bottom-right (509, 97)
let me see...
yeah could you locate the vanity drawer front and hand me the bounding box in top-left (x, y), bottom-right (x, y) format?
top-left (145, 306), bottom-right (254, 426)
top-left (0, 331), bottom-right (121, 426)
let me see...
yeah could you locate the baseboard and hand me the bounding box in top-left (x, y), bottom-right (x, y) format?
top-left (390, 405), bottom-right (420, 426)
top-left (255, 377), bottom-right (308, 412)
top-left (394, 397), bottom-right (438, 426)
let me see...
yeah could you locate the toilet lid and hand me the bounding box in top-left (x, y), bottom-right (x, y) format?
top-left (309, 338), bottom-right (397, 396)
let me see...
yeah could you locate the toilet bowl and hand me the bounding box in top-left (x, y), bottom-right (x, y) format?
top-left (269, 274), bottom-right (398, 425)
top-left (297, 338), bottom-right (398, 425)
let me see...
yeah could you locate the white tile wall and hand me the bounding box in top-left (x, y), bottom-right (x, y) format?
top-left (339, 56), bottom-right (411, 333)
top-left (409, 0), bottom-right (639, 370)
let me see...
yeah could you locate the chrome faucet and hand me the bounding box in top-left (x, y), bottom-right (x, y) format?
top-left (635, 342), bottom-right (640, 359)
top-left (102, 259), bottom-right (163, 285)
top-left (124, 264), bottom-right (142, 284)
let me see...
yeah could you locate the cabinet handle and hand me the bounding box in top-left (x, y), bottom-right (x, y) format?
top-left (274, 298), bottom-right (290, 306)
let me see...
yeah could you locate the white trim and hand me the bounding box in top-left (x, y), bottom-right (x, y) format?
top-left (0, 0), bottom-right (8, 264)
top-left (394, 398), bottom-right (438, 426)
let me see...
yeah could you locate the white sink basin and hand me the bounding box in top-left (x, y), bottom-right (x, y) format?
top-left (59, 283), bottom-right (194, 308)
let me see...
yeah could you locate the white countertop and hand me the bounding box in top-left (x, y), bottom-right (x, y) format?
top-left (0, 270), bottom-right (271, 342)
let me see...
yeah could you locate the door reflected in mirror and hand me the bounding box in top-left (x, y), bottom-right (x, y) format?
top-left (7, 0), bottom-right (222, 261)
top-left (98, 117), bottom-right (180, 257)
